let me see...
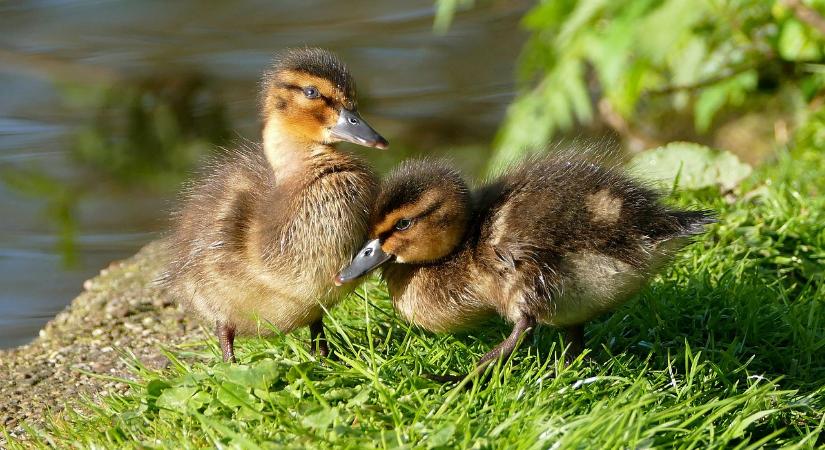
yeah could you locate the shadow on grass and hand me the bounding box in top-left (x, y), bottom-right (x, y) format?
top-left (587, 266), bottom-right (824, 390)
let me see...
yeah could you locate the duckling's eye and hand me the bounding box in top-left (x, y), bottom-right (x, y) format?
top-left (395, 218), bottom-right (412, 231)
top-left (303, 86), bottom-right (320, 99)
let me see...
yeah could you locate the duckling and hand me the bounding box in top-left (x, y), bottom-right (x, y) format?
top-left (163, 48), bottom-right (388, 362)
top-left (336, 155), bottom-right (714, 375)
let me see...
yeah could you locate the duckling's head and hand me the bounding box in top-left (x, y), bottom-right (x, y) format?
top-left (261, 47), bottom-right (388, 150)
top-left (336, 160), bottom-right (470, 285)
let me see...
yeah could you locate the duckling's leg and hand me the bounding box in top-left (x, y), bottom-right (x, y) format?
top-left (309, 318), bottom-right (329, 357)
top-left (216, 320), bottom-right (237, 363)
top-left (477, 315), bottom-right (537, 367)
top-left (563, 324), bottom-right (586, 365)
top-left (428, 315), bottom-right (537, 384)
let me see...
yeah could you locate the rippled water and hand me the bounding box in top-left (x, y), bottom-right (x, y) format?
top-left (0, 0), bottom-right (527, 347)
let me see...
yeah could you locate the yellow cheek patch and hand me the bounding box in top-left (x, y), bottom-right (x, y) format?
top-left (281, 110), bottom-right (325, 140)
top-left (382, 235), bottom-right (405, 255)
top-left (586, 189), bottom-right (622, 224)
top-left (421, 233), bottom-right (452, 260)
top-left (384, 224), bottom-right (457, 263)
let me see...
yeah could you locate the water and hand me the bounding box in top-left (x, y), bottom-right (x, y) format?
top-left (0, 0), bottom-right (527, 347)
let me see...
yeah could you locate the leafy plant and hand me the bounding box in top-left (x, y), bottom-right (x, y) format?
top-left (437, 0), bottom-right (825, 168)
top-left (628, 141), bottom-right (753, 191)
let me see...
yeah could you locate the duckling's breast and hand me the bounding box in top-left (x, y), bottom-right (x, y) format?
top-left (383, 255), bottom-right (497, 333)
top-left (167, 148), bottom-right (377, 335)
top-left (253, 157), bottom-right (377, 302)
top-left (270, 171), bottom-right (375, 276)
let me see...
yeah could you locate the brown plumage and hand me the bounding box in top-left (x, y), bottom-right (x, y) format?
top-left (163, 48), bottom-right (388, 362)
top-left (337, 153), bottom-right (715, 377)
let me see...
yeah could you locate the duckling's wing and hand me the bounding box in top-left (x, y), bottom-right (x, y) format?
top-left (165, 145), bottom-right (272, 283)
top-left (480, 155), bottom-right (715, 271)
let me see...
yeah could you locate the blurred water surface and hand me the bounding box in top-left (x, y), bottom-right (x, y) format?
top-left (0, 0), bottom-right (527, 347)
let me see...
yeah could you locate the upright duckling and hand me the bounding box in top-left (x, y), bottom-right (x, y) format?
top-left (164, 48), bottom-right (388, 362)
top-left (337, 155), bottom-right (714, 374)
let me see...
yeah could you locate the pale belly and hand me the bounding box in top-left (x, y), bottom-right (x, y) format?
top-left (387, 250), bottom-right (661, 332)
top-left (541, 252), bottom-right (645, 327)
top-left (181, 205), bottom-right (367, 335)
top-left (542, 247), bottom-right (681, 327)
top-left (386, 266), bottom-right (497, 333)
top-left (185, 267), bottom-right (354, 335)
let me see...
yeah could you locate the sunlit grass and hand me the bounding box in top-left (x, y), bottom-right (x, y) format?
top-left (5, 146), bottom-right (825, 449)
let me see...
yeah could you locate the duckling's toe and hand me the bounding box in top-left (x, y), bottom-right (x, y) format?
top-left (424, 372), bottom-right (472, 387)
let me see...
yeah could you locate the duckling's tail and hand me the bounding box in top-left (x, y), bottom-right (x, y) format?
top-left (669, 209), bottom-right (717, 237)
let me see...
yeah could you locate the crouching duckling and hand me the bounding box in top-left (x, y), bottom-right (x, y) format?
top-left (336, 155), bottom-right (714, 375)
top-left (163, 48), bottom-right (388, 362)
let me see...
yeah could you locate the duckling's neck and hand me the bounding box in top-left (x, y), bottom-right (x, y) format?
top-left (262, 119), bottom-right (332, 177)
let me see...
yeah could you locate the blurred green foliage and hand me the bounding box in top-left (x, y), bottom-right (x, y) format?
top-left (0, 169), bottom-right (79, 266)
top-left (0, 74), bottom-right (232, 267)
top-left (439, 0), bottom-right (825, 168)
top-left (434, 0), bottom-right (477, 33)
top-left (64, 74), bottom-right (232, 189)
top-left (629, 141), bottom-right (753, 191)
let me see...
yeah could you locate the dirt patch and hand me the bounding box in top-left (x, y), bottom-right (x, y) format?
top-left (0, 241), bottom-right (207, 442)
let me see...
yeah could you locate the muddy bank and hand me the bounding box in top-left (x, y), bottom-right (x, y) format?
top-left (0, 241), bottom-right (206, 440)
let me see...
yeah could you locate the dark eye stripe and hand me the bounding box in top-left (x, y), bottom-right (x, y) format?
top-left (377, 229), bottom-right (394, 242)
top-left (274, 82), bottom-right (337, 108)
top-left (416, 200), bottom-right (444, 219)
top-left (273, 81), bottom-right (302, 92)
top-left (319, 95), bottom-right (335, 108)
top-left (377, 200), bottom-right (444, 241)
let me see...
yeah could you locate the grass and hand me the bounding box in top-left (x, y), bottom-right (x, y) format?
top-left (5, 144), bottom-right (825, 449)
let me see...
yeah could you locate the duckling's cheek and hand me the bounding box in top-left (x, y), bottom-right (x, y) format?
top-left (262, 94), bottom-right (289, 117)
top-left (279, 114), bottom-right (311, 140)
top-left (287, 110), bottom-right (329, 142)
top-left (310, 106), bottom-right (333, 126)
top-left (401, 241), bottom-right (442, 264)
top-left (310, 110), bottom-right (326, 125)
top-left (381, 237), bottom-right (407, 261)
